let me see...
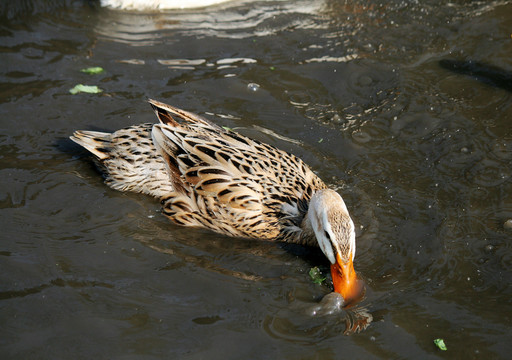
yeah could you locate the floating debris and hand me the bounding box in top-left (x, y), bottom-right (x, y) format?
top-left (69, 84), bottom-right (103, 94)
top-left (309, 266), bottom-right (326, 284)
top-left (80, 67), bottom-right (104, 74)
top-left (434, 338), bottom-right (447, 351)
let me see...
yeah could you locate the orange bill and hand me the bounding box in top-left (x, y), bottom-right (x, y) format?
top-left (330, 252), bottom-right (363, 305)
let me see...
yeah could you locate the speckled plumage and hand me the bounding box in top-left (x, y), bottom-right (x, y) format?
top-left (71, 123), bottom-right (174, 198)
top-left (71, 100), bottom-right (356, 263)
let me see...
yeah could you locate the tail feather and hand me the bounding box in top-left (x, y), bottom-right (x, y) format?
top-left (70, 130), bottom-right (112, 160)
top-left (70, 123), bottom-right (174, 198)
top-left (148, 98), bottom-right (218, 129)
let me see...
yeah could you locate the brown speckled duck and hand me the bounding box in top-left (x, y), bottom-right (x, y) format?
top-left (71, 99), bottom-right (361, 303)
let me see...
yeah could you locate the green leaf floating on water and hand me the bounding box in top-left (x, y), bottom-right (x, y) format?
top-left (80, 67), bottom-right (104, 74)
top-left (69, 84), bottom-right (103, 95)
top-left (309, 266), bottom-right (326, 284)
top-left (434, 338), bottom-right (447, 351)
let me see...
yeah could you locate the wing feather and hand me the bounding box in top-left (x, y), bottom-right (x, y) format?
top-left (150, 100), bottom-right (326, 239)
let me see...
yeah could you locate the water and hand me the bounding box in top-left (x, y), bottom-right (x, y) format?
top-left (1, 0), bottom-right (512, 358)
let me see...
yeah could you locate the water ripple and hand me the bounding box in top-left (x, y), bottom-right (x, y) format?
top-left (95, 0), bottom-right (327, 45)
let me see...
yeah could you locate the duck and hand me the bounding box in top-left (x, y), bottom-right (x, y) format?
top-left (71, 99), bottom-right (361, 303)
top-left (100, 0), bottom-right (235, 10)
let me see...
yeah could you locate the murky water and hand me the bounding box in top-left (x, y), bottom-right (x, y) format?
top-left (1, 0), bottom-right (512, 358)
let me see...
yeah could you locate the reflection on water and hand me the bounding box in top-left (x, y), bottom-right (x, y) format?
top-left (1, 0), bottom-right (512, 358)
top-left (306, 292), bottom-right (373, 335)
top-left (95, 0), bottom-right (326, 44)
top-left (101, 0), bottom-right (236, 10)
top-left (263, 295), bottom-right (372, 342)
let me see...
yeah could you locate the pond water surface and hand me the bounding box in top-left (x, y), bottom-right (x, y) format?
top-left (1, 0), bottom-right (512, 358)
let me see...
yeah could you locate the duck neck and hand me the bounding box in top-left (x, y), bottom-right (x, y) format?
top-left (299, 189), bottom-right (333, 247)
top-left (299, 208), bottom-right (318, 247)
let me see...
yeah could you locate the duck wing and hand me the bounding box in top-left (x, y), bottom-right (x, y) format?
top-left (149, 99), bottom-right (327, 240)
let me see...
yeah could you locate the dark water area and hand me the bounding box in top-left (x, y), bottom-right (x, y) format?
top-left (1, 0), bottom-right (512, 358)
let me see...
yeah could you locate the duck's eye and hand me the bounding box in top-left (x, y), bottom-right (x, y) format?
top-left (324, 230), bottom-right (331, 241)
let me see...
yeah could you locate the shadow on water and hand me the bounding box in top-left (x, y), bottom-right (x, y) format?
top-left (439, 59), bottom-right (512, 92)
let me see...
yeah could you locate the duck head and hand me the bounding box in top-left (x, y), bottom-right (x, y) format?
top-left (307, 189), bottom-right (362, 304)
